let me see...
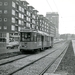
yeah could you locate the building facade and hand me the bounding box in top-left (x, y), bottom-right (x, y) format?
top-left (0, 0), bottom-right (25, 43)
top-left (46, 12), bottom-right (59, 39)
top-left (0, 0), bottom-right (55, 44)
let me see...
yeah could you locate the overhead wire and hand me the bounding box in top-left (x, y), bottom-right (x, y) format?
top-left (53, 0), bottom-right (59, 13)
top-left (52, 0), bottom-right (64, 21)
top-left (45, 0), bottom-right (53, 12)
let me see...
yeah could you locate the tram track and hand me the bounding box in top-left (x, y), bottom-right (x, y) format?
top-left (40, 43), bottom-right (69, 75)
top-left (0, 41), bottom-right (69, 75)
top-left (0, 48), bottom-right (57, 75)
top-left (12, 41), bottom-right (69, 75)
top-left (0, 41), bottom-right (66, 66)
top-left (10, 49), bottom-right (57, 75)
top-left (0, 54), bottom-right (30, 66)
top-left (0, 41), bottom-right (65, 66)
top-left (0, 52), bottom-right (22, 60)
top-left (0, 40), bottom-right (65, 60)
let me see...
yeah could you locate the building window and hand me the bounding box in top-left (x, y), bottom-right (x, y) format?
top-left (0, 10), bottom-right (2, 14)
top-left (0, 2), bottom-right (2, 6)
top-left (26, 17), bottom-right (30, 21)
top-left (28, 12), bottom-right (30, 16)
top-left (19, 6), bottom-right (21, 11)
top-left (4, 2), bottom-right (8, 6)
top-left (4, 18), bottom-right (7, 22)
top-left (24, 10), bottom-right (26, 14)
top-left (37, 22), bottom-right (38, 25)
top-left (15, 19), bottom-right (18, 24)
top-left (15, 26), bottom-right (18, 31)
top-left (12, 2), bottom-right (15, 8)
top-left (26, 23), bottom-right (30, 27)
top-left (16, 4), bottom-right (19, 10)
top-left (19, 20), bottom-right (21, 24)
top-left (32, 20), bottom-right (34, 23)
top-left (22, 21), bottom-right (24, 25)
top-left (2, 33), bottom-right (6, 37)
top-left (40, 20), bottom-right (41, 22)
top-left (4, 26), bottom-right (7, 29)
top-left (28, 18), bottom-right (30, 22)
top-left (11, 25), bottom-right (15, 31)
top-left (32, 15), bottom-right (35, 19)
top-left (15, 11), bottom-right (18, 17)
top-left (27, 11), bottom-right (29, 15)
top-left (0, 18), bottom-right (2, 22)
top-left (0, 26), bottom-right (1, 29)
top-left (36, 26), bottom-right (38, 29)
top-left (22, 14), bottom-right (24, 19)
top-left (32, 25), bottom-right (35, 29)
top-left (19, 13), bottom-right (22, 18)
top-left (22, 8), bottom-right (24, 13)
top-left (18, 27), bottom-right (20, 31)
top-left (12, 10), bottom-right (15, 15)
top-left (28, 23), bottom-right (30, 27)
top-left (4, 10), bottom-right (7, 14)
top-left (12, 17), bottom-right (15, 23)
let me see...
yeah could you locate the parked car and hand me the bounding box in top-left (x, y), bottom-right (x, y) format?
top-left (6, 41), bottom-right (19, 49)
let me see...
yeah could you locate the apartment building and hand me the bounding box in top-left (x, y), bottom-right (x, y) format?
top-left (0, 0), bottom-right (34, 43)
top-left (0, 0), bottom-right (25, 43)
top-left (46, 12), bottom-right (59, 38)
top-left (38, 15), bottom-right (55, 37)
top-left (0, 0), bottom-right (55, 44)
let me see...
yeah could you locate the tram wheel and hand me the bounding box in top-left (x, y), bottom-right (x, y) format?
top-left (20, 49), bottom-right (24, 53)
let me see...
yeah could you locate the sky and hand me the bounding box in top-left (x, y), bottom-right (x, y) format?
top-left (22, 0), bottom-right (75, 34)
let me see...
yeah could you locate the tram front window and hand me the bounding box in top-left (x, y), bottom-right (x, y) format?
top-left (20, 32), bottom-right (31, 42)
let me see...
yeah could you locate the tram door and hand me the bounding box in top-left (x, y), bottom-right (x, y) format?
top-left (41, 35), bottom-right (44, 49)
top-left (51, 37), bottom-right (53, 47)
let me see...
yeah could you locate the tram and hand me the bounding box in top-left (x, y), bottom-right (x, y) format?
top-left (19, 29), bottom-right (53, 52)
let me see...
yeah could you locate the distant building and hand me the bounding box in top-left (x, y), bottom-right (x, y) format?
top-left (38, 15), bottom-right (55, 37)
top-left (46, 12), bottom-right (59, 39)
top-left (60, 34), bottom-right (75, 40)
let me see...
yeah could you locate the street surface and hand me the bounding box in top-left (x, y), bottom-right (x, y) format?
top-left (0, 41), bottom-right (70, 75)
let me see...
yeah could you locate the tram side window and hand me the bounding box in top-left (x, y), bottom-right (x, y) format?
top-left (44, 36), bottom-right (46, 41)
top-left (20, 33), bottom-right (24, 41)
top-left (20, 33), bottom-right (22, 41)
top-left (37, 34), bottom-right (41, 42)
top-left (47, 36), bottom-right (50, 41)
top-left (24, 33), bottom-right (31, 42)
top-left (31, 33), bottom-right (37, 42)
top-left (20, 32), bottom-right (31, 42)
top-left (33, 34), bottom-right (37, 42)
top-left (45, 36), bottom-right (49, 41)
top-left (0, 38), bottom-right (6, 42)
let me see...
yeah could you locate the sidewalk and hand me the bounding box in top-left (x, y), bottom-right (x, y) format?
top-left (72, 40), bottom-right (75, 55)
top-left (0, 47), bottom-right (19, 54)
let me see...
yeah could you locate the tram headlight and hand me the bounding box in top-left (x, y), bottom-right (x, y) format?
top-left (24, 46), bottom-right (27, 48)
top-left (24, 43), bottom-right (27, 48)
top-left (22, 45), bottom-right (27, 48)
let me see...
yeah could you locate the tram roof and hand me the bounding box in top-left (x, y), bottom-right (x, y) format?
top-left (37, 31), bottom-right (49, 36)
top-left (20, 29), bottom-right (50, 36)
top-left (20, 29), bottom-right (36, 32)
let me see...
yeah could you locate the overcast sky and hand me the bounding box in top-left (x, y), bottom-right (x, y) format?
top-left (22, 0), bottom-right (75, 34)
